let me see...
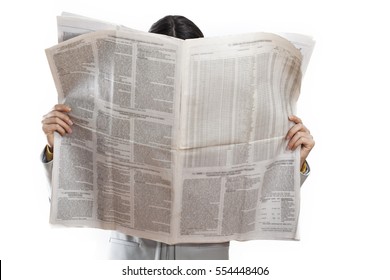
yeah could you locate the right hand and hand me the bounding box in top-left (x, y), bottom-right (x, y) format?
top-left (42, 104), bottom-right (73, 149)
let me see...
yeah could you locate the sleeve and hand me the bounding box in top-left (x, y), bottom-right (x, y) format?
top-left (41, 146), bottom-right (53, 201)
top-left (299, 161), bottom-right (310, 187)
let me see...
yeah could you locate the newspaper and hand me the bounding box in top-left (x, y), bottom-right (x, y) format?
top-left (46, 13), bottom-right (314, 244)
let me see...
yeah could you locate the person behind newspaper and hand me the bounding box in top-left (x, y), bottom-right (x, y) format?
top-left (41, 15), bottom-right (315, 260)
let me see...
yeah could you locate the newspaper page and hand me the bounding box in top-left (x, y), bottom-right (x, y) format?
top-left (57, 12), bottom-right (315, 72)
top-left (47, 29), bottom-right (183, 243)
top-left (46, 26), bottom-right (309, 244)
top-left (57, 12), bottom-right (139, 43)
top-left (174, 34), bottom-right (302, 242)
top-left (56, 12), bottom-right (119, 42)
top-left (276, 32), bottom-right (315, 76)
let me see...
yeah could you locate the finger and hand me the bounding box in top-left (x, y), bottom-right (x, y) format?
top-left (288, 134), bottom-right (314, 151)
top-left (288, 115), bottom-right (302, 124)
top-left (42, 117), bottom-right (73, 134)
top-left (47, 134), bottom-right (54, 148)
top-left (42, 111), bottom-right (73, 126)
top-left (53, 104), bottom-right (72, 112)
top-left (287, 130), bottom-right (313, 149)
top-left (286, 123), bottom-right (309, 140)
top-left (43, 123), bottom-right (67, 136)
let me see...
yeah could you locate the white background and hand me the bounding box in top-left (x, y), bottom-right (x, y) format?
top-left (1, 0), bottom-right (389, 279)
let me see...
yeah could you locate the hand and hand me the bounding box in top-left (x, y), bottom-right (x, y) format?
top-left (286, 115), bottom-right (315, 168)
top-left (42, 104), bottom-right (73, 149)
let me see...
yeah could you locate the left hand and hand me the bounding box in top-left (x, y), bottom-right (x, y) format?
top-left (286, 115), bottom-right (315, 168)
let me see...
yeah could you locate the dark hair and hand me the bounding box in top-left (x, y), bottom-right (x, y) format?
top-left (149, 15), bottom-right (204, 40)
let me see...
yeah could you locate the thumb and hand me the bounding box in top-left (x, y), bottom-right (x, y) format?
top-left (47, 134), bottom-right (54, 149)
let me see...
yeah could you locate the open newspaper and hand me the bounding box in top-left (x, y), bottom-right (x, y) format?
top-left (46, 13), bottom-right (314, 244)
